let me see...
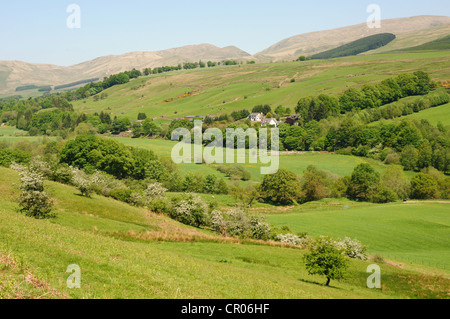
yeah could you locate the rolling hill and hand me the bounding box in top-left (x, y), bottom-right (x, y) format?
top-left (310, 33), bottom-right (396, 59)
top-left (400, 34), bottom-right (450, 51)
top-left (1, 166), bottom-right (449, 299)
top-left (1, 15), bottom-right (449, 97)
top-left (0, 44), bottom-right (250, 95)
top-left (256, 15), bottom-right (450, 61)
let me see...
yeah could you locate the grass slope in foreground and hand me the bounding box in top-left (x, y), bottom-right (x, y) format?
top-left (0, 167), bottom-right (449, 299)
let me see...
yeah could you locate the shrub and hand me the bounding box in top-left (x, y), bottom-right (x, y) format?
top-left (0, 149), bottom-right (31, 167)
top-left (249, 217), bottom-right (271, 240)
top-left (71, 167), bottom-right (94, 197)
top-left (170, 194), bottom-right (209, 227)
top-left (276, 233), bottom-right (302, 245)
top-left (210, 208), bottom-right (250, 237)
top-left (145, 182), bottom-right (167, 202)
top-left (335, 237), bottom-right (368, 260)
top-left (149, 198), bottom-right (169, 214)
top-left (371, 187), bottom-right (397, 203)
top-left (108, 188), bottom-right (133, 203)
top-left (11, 164), bottom-right (54, 219)
top-left (52, 164), bottom-right (73, 184)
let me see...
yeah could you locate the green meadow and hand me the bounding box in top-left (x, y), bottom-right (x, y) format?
top-left (110, 136), bottom-right (408, 182)
top-left (1, 167), bottom-right (449, 299)
top-left (264, 200), bottom-right (450, 271)
top-left (71, 51), bottom-right (450, 121)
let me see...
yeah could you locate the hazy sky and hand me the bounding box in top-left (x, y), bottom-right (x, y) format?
top-left (0, 0), bottom-right (449, 66)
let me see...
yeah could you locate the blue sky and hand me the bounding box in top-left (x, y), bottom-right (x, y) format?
top-left (0, 0), bottom-right (449, 66)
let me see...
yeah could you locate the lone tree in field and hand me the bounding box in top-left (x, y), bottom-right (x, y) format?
top-left (12, 164), bottom-right (54, 219)
top-left (303, 236), bottom-right (349, 287)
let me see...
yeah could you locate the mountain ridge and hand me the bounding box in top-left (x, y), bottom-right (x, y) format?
top-left (1, 15), bottom-right (449, 95)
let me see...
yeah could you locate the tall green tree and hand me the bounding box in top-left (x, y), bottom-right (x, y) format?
top-left (347, 164), bottom-right (380, 201)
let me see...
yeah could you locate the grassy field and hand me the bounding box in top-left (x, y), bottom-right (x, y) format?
top-left (263, 200), bottom-right (450, 272)
top-left (0, 126), bottom-right (59, 145)
top-left (1, 166), bottom-right (449, 299)
top-left (399, 102), bottom-right (450, 126)
top-left (70, 51), bottom-right (450, 121)
top-left (367, 101), bottom-right (450, 127)
top-left (110, 136), bottom-right (414, 183)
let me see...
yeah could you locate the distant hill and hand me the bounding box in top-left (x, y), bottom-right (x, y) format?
top-left (0, 44), bottom-right (250, 95)
top-left (400, 34), bottom-right (450, 51)
top-left (311, 33), bottom-right (396, 59)
top-left (256, 15), bottom-right (450, 61)
top-left (1, 15), bottom-right (449, 96)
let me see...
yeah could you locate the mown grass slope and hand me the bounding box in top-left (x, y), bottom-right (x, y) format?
top-left (1, 166), bottom-right (449, 299)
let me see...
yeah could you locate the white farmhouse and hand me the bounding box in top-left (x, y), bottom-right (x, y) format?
top-left (247, 113), bottom-right (264, 122)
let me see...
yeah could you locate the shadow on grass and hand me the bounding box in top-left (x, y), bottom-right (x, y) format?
top-left (298, 278), bottom-right (343, 290)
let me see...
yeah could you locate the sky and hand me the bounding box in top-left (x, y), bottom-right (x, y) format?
top-left (0, 0), bottom-right (449, 66)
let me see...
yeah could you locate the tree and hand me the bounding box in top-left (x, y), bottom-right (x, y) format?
top-left (417, 141), bottom-right (432, 169)
top-left (111, 117), bottom-right (131, 134)
top-left (381, 165), bottom-right (410, 199)
top-left (400, 145), bottom-right (419, 171)
top-left (215, 178), bottom-right (229, 195)
top-left (203, 174), bottom-right (217, 194)
top-left (339, 88), bottom-right (364, 112)
top-left (304, 236), bottom-right (349, 286)
top-left (410, 173), bottom-right (439, 199)
top-left (259, 169), bottom-right (301, 205)
top-left (12, 164), bottom-right (54, 219)
top-left (301, 166), bottom-right (328, 202)
top-left (347, 164), bottom-right (380, 201)
top-left (137, 112), bottom-right (147, 120)
top-left (142, 118), bottom-right (161, 136)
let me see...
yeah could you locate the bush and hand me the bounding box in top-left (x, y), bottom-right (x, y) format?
top-left (276, 233), bottom-right (304, 246)
top-left (169, 194), bottom-right (209, 227)
top-left (71, 167), bottom-right (94, 197)
top-left (371, 187), bottom-right (397, 203)
top-left (335, 237), bottom-right (368, 260)
top-left (145, 182), bottom-right (167, 202)
top-left (210, 208), bottom-right (250, 237)
top-left (210, 209), bottom-right (271, 240)
top-left (249, 217), bottom-right (271, 240)
top-left (108, 188), bottom-right (133, 203)
top-left (11, 164), bottom-right (54, 219)
top-left (0, 149), bottom-right (31, 167)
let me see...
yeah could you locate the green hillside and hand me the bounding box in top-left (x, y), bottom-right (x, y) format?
top-left (265, 200), bottom-right (450, 269)
top-left (70, 51), bottom-right (450, 121)
top-left (1, 166), bottom-right (449, 299)
top-left (311, 33), bottom-right (396, 60)
top-left (401, 35), bottom-right (450, 52)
